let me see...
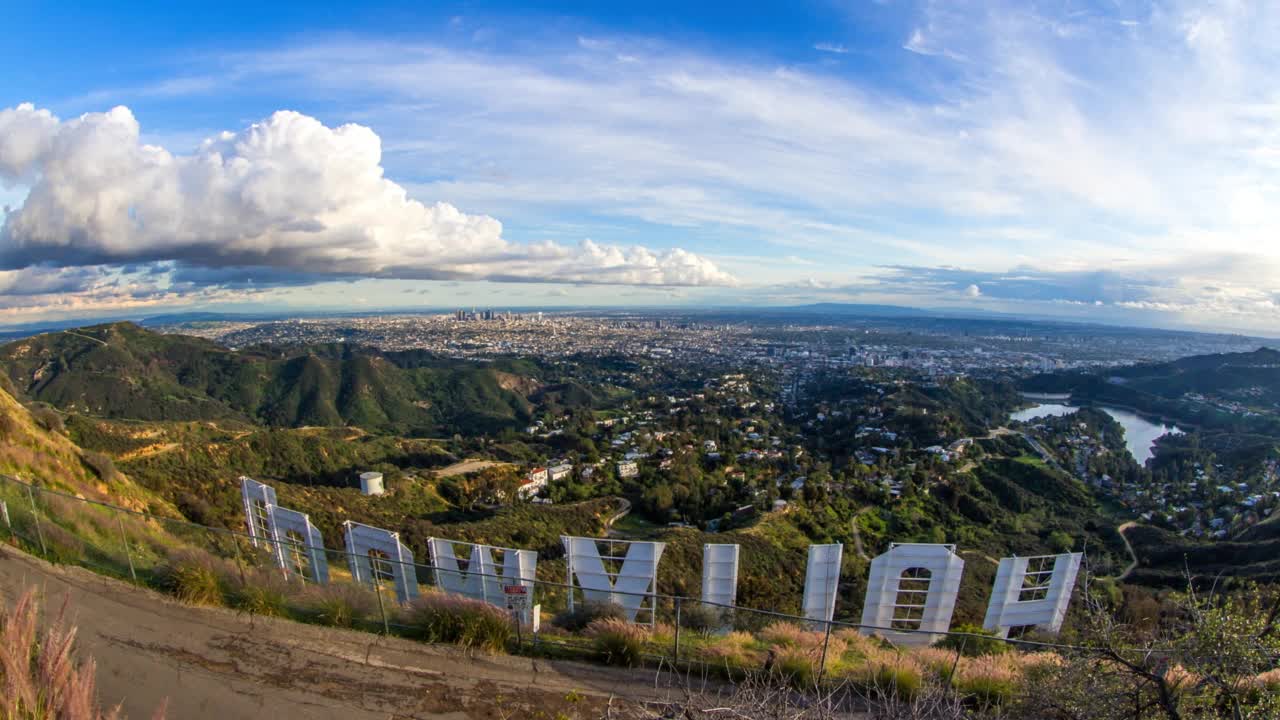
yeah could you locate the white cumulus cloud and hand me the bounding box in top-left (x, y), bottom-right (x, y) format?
top-left (0, 103), bottom-right (734, 288)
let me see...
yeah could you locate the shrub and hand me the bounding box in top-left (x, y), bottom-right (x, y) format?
top-left (677, 601), bottom-right (724, 633)
top-left (230, 573), bottom-right (290, 618)
top-left (401, 592), bottom-right (512, 653)
top-left (552, 600), bottom-right (627, 632)
top-left (933, 624), bottom-right (1009, 657)
top-left (587, 618), bottom-right (647, 667)
top-left (29, 405), bottom-right (66, 435)
top-left (155, 553), bottom-right (227, 607)
top-left (79, 451), bottom-right (118, 482)
top-left (300, 583), bottom-right (379, 628)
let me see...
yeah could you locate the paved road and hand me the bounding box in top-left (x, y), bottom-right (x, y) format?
top-left (0, 546), bottom-right (674, 719)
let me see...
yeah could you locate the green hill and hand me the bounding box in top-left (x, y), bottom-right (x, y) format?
top-left (0, 323), bottom-right (539, 435)
top-left (1125, 523), bottom-right (1280, 586)
top-left (1025, 347), bottom-right (1280, 436)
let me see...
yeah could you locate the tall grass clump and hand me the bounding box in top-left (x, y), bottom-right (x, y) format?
top-left (1, 588), bottom-right (166, 719)
top-left (401, 592), bottom-right (512, 653)
top-left (551, 600), bottom-right (627, 632)
top-left (772, 648), bottom-right (818, 688)
top-left (299, 583), bottom-right (379, 629)
top-left (694, 630), bottom-right (760, 672)
top-left (586, 618), bottom-right (648, 667)
top-left (228, 570), bottom-right (291, 618)
top-left (154, 551), bottom-right (228, 607)
top-left (952, 655), bottom-right (1018, 708)
top-left (868, 661), bottom-right (924, 702)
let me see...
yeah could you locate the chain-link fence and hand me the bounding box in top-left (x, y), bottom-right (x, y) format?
top-left (0, 473), bottom-right (1100, 681)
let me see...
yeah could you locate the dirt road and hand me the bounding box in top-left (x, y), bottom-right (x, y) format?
top-left (434, 459), bottom-right (513, 477)
top-left (0, 546), bottom-right (677, 719)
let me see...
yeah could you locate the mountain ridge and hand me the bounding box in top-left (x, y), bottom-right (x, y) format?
top-left (0, 322), bottom-right (539, 436)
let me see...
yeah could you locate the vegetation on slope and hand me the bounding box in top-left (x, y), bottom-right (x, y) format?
top-left (1026, 347), bottom-right (1280, 436)
top-left (0, 323), bottom-right (544, 436)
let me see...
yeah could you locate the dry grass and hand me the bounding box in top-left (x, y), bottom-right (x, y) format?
top-left (298, 582), bottom-right (379, 628)
top-left (155, 550), bottom-right (232, 607)
top-left (586, 617), bottom-right (649, 667)
top-left (400, 590), bottom-right (513, 653)
top-left (1255, 667), bottom-right (1280, 691)
top-left (692, 630), bottom-right (762, 670)
top-left (228, 569), bottom-right (292, 618)
top-left (1, 588), bottom-right (165, 719)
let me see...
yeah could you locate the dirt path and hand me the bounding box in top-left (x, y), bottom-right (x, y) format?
top-left (849, 506), bottom-right (872, 561)
top-left (1116, 521), bottom-right (1140, 580)
top-left (0, 546), bottom-right (680, 719)
top-left (118, 442), bottom-right (181, 461)
top-left (434, 459), bottom-right (513, 477)
top-left (63, 329), bottom-right (109, 346)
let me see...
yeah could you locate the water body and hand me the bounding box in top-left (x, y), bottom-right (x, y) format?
top-left (1010, 402), bottom-right (1183, 464)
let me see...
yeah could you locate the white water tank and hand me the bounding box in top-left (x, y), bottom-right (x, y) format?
top-left (359, 471), bottom-right (385, 496)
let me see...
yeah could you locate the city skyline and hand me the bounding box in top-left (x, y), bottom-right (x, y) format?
top-left (3, 1), bottom-right (1280, 333)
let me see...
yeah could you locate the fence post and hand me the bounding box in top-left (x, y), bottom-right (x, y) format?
top-left (818, 619), bottom-right (833, 685)
top-left (673, 597), bottom-right (682, 667)
top-left (374, 579), bottom-right (390, 636)
top-left (117, 512), bottom-right (138, 585)
top-left (231, 534), bottom-right (248, 586)
top-left (1, 499), bottom-right (13, 543)
top-left (26, 484), bottom-right (47, 557)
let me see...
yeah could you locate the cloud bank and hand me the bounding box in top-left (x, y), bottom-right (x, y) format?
top-left (0, 103), bottom-right (734, 292)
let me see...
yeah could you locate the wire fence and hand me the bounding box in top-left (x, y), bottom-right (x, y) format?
top-left (0, 472), bottom-right (1243, 678)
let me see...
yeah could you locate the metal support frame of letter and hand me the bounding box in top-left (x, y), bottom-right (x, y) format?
top-left (801, 543), bottom-right (843, 623)
top-left (562, 536), bottom-right (665, 625)
top-left (344, 520), bottom-right (418, 604)
top-left (983, 552), bottom-right (1082, 638)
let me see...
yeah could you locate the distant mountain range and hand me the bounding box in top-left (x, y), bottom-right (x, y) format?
top-left (0, 303), bottom-right (1268, 342)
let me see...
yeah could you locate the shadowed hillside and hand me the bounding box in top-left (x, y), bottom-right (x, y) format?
top-left (0, 323), bottom-right (540, 435)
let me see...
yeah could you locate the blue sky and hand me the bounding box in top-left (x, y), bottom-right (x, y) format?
top-left (2, 0), bottom-right (1279, 333)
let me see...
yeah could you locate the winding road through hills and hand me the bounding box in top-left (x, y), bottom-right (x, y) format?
top-left (0, 545), bottom-right (674, 719)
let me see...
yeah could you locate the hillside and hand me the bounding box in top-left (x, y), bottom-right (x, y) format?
top-left (1124, 523), bottom-right (1280, 586)
top-left (1025, 347), bottom-right (1280, 436)
top-left (0, 382), bottom-right (162, 512)
top-left (0, 323), bottom-right (541, 435)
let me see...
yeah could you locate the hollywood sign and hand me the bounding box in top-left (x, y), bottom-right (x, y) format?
top-left (241, 477), bottom-right (1081, 644)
